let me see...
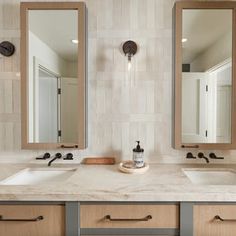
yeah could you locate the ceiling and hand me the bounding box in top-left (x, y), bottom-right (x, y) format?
top-left (29, 10), bottom-right (78, 62)
top-left (182, 9), bottom-right (232, 64)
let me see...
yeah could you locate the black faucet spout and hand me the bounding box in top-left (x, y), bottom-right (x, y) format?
top-left (198, 152), bottom-right (209, 163)
top-left (48, 153), bottom-right (62, 166)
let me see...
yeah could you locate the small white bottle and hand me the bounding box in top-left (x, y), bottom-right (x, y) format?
top-left (133, 141), bottom-right (144, 168)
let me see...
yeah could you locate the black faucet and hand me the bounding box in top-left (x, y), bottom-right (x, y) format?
top-left (48, 153), bottom-right (62, 166)
top-left (197, 152), bottom-right (209, 163)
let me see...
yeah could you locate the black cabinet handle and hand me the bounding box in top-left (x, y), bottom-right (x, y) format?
top-left (214, 215), bottom-right (236, 222)
top-left (0, 215), bottom-right (43, 222)
top-left (104, 215), bottom-right (152, 222)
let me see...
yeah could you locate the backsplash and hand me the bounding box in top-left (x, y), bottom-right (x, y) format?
top-left (0, 0), bottom-right (235, 164)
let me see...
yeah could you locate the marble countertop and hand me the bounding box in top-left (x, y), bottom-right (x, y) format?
top-left (0, 163), bottom-right (235, 202)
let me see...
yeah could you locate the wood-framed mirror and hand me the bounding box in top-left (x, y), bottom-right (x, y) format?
top-left (20, 2), bottom-right (87, 149)
top-left (174, 1), bottom-right (236, 149)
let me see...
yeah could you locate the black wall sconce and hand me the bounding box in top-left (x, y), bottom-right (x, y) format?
top-left (122, 40), bottom-right (137, 71)
top-left (0, 41), bottom-right (15, 57)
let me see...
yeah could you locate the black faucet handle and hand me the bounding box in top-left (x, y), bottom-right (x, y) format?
top-left (186, 152), bottom-right (196, 159)
top-left (63, 153), bottom-right (73, 160)
top-left (209, 153), bottom-right (224, 159)
top-left (55, 153), bottom-right (62, 159)
top-left (36, 152), bottom-right (51, 160)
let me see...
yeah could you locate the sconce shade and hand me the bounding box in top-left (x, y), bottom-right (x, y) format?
top-left (0, 41), bottom-right (15, 57)
top-left (122, 40), bottom-right (137, 57)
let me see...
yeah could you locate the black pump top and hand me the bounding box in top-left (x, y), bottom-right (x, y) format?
top-left (133, 141), bottom-right (144, 153)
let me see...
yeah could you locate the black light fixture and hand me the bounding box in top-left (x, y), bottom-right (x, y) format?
top-left (0, 41), bottom-right (15, 57)
top-left (122, 40), bottom-right (137, 71)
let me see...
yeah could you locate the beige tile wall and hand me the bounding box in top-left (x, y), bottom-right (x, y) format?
top-left (0, 0), bottom-right (235, 163)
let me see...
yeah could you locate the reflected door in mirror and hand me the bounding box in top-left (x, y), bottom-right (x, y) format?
top-left (181, 9), bottom-right (232, 144)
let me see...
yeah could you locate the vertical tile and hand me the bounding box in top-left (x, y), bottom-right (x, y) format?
top-left (96, 38), bottom-right (113, 72)
top-left (4, 79), bottom-right (13, 113)
top-left (5, 122), bottom-right (14, 150)
top-left (97, 0), bottom-right (113, 30)
top-left (86, 0), bottom-right (98, 32)
top-left (2, 0), bottom-right (20, 30)
top-left (112, 0), bottom-right (131, 30)
top-left (12, 79), bottom-right (20, 113)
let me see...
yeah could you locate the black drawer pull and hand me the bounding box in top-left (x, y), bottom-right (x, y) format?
top-left (104, 215), bottom-right (152, 222)
top-left (214, 215), bottom-right (236, 222)
top-left (0, 215), bottom-right (43, 222)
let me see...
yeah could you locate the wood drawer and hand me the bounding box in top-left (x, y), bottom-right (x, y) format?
top-left (194, 205), bottom-right (236, 236)
top-left (0, 205), bottom-right (65, 236)
top-left (80, 204), bottom-right (179, 228)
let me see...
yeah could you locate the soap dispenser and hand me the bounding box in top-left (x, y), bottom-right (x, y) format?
top-left (133, 141), bottom-right (144, 168)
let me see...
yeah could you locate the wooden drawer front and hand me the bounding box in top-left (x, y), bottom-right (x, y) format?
top-left (80, 204), bottom-right (179, 228)
top-left (0, 205), bottom-right (65, 236)
top-left (194, 205), bottom-right (236, 236)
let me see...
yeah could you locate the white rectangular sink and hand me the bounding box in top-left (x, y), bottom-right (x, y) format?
top-left (0, 168), bottom-right (76, 185)
top-left (183, 168), bottom-right (236, 185)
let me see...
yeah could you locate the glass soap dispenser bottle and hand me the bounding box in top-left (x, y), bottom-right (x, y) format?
top-left (133, 141), bottom-right (144, 168)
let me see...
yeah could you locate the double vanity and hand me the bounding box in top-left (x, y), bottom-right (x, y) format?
top-left (0, 164), bottom-right (236, 236)
top-left (1, 0), bottom-right (236, 236)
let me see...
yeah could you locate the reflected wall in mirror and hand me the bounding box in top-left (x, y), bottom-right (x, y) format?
top-left (174, 2), bottom-right (236, 149)
top-left (21, 3), bottom-right (86, 149)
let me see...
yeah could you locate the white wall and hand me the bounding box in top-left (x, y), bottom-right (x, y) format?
top-left (29, 31), bottom-right (67, 77)
top-left (191, 31), bottom-right (232, 72)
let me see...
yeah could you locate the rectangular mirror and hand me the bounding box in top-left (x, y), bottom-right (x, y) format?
top-left (21, 2), bottom-right (86, 149)
top-left (174, 2), bottom-right (236, 149)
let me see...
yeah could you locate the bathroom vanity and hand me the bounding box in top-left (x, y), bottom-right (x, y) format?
top-left (4, 1), bottom-right (235, 236)
top-left (1, 201), bottom-right (235, 236)
top-left (0, 164), bottom-right (236, 236)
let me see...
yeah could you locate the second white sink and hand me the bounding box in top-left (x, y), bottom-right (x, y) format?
top-left (0, 168), bottom-right (76, 185)
top-left (183, 168), bottom-right (236, 185)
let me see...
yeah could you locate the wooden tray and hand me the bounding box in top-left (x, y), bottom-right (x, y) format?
top-left (118, 161), bottom-right (149, 174)
top-left (83, 157), bottom-right (116, 165)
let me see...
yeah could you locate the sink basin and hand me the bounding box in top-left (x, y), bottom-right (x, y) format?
top-left (0, 168), bottom-right (76, 185)
top-left (183, 168), bottom-right (236, 185)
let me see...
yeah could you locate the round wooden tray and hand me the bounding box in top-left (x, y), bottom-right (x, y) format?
top-left (118, 161), bottom-right (149, 174)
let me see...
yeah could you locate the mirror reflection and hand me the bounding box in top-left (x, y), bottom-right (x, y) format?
top-left (28, 10), bottom-right (78, 143)
top-left (181, 9), bottom-right (232, 143)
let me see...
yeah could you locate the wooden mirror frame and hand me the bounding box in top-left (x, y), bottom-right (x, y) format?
top-left (174, 1), bottom-right (236, 150)
top-left (20, 2), bottom-right (87, 149)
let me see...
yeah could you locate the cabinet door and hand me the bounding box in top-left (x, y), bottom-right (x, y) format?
top-left (0, 205), bottom-right (65, 236)
top-left (194, 205), bottom-right (236, 236)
